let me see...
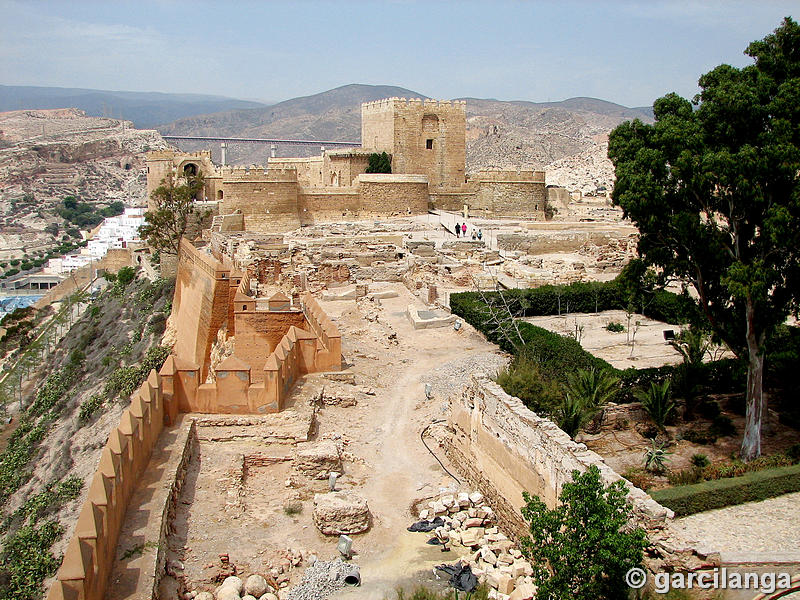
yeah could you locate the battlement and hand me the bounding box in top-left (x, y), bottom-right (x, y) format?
top-left (362, 97), bottom-right (467, 112)
top-left (470, 169), bottom-right (546, 183)
top-left (221, 165), bottom-right (298, 182)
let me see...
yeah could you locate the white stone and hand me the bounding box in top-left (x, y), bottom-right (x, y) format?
top-left (244, 575), bottom-right (269, 597)
top-left (312, 491), bottom-right (371, 535)
top-left (196, 594), bottom-right (214, 600)
top-left (259, 595), bottom-right (279, 600)
top-left (216, 588), bottom-right (241, 600)
top-left (419, 509), bottom-right (430, 520)
top-left (469, 491), bottom-right (484, 505)
top-left (222, 576), bottom-right (243, 594)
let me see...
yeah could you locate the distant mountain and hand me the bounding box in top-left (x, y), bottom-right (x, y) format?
top-left (0, 85), bottom-right (268, 128)
top-left (158, 83), bottom-right (426, 139)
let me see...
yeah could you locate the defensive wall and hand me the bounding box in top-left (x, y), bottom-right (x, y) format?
top-left (170, 239), bottom-right (341, 414)
top-left (46, 370), bottom-right (168, 600)
top-left (47, 244), bottom-right (342, 599)
top-left (146, 97), bottom-right (548, 232)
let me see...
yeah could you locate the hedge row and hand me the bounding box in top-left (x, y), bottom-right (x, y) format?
top-left (650, 463), bottom-right (800, 516)
top-left (450, 278), bottom-right (705, 327)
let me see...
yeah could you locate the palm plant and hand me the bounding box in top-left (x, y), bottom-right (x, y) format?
top-left (644, 439), bottom-right (672, 474)
top-left (635, 379), bottom-right (675, 431)
top-left (557, 393), bottom-right (596, 438)
top-left (564, 367), bottom-right (619, 410)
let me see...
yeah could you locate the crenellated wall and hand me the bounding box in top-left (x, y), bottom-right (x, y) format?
top-left (46, 370), bottom-right (168, 600)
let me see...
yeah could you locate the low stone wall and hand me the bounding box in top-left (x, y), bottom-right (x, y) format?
top-left (444, 374), bottom-right (721, 583)
top-left (46, 370), bottom-right (165, 600)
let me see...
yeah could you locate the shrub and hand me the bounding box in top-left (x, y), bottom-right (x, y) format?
top-left (78, 394), bottom-right (105, 423)
top-left (494, 356), bottom-right (561, 416)
top-left (635, 380), bottom-right (675, 430)
top-left (520, 465), bottom-right (647, 600)
top-left (605, 321), bottom-right (625, 333)
top-left (622, 467), bottom-right (655, 491)
top-left (691, 454), bottom-right (710, 468)
top-left (283, 502), bottom-right (302, 516)
top-left (556, 393), bottom-right (596, 438)
top-left (644, 439), bottom-right (671, 474)
top-left (682, 426), bottom-right (716, 445)
top-left (710, 414), bottom-right (737, 438)
top-left (651, 464), bottom-right (800, 516)
top-left (365, 151), bottom-right (392, 174)
top-left (116, 266), bottom-right (136, 287)
top-left (564, 367), bottom-right (619, 409)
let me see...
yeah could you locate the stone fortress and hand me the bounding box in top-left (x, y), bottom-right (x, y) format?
top-left (146, 98), bottom-right (548, 232)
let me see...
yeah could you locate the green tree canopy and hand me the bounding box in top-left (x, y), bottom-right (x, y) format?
top-left (608, 18), bottom-right (800, 460)
top-left (140, 172), bottom-right (205, 256)
top-left (520, 465), bottom-right (646, 600)
top-left (365, 151), bottom-right (392, 173)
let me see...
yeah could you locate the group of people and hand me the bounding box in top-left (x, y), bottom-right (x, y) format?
top-left (454, 222), bottom-right (482, 241)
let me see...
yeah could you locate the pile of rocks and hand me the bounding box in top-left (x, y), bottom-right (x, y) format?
top-left (200, 574), bottom-right (278, 600)
top-left (284, 558), bottom-right (355, 600)
top-left (418, 491), bottom-right (537, 600)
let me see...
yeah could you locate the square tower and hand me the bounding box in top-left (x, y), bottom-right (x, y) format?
top-left (361, 98), bottom-right (466, 188)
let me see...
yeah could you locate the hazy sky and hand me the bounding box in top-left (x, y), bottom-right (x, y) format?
top-left (0, 1), bottom-right (796, 107)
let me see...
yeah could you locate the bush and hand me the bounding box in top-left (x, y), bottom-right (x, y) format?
top-left (605, 322), bottom-right (625, 333)
top-left (365, 151), bottom-right (392, 174)
top-left (494, 356), bottom-right (561, 416)
top-left (710, 414), bottom-right (737, 438)
top-left (116, 266), bottom-right (136, 287)
top-left (78, 394), bottom-right (104, 423)
top-left (520, 465), bottom-right (647, 599)
top-left (635, 380), bottom-right (675, 430)
top-left (691, 454), bottom-right (710, 468)
top-left (651, 464), bottom-right (800, 516)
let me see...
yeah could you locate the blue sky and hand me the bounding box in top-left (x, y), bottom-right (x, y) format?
top-left (0, 1), bottom-right (796, 107)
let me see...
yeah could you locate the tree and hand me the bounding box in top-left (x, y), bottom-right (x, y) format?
top-left (140, 172), bottom-right (205, 255)
top-left (608, 18), bottom-right (800, 460)
top-left (365, 151), bottom-right (392, 173)
top-left (520, 465), bottom-right (647, 600)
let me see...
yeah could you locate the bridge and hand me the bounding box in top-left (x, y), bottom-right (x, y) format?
top-left (161, 135), bottom-right (360, 147)
top-left (161, 135), bottom-right (362, 164)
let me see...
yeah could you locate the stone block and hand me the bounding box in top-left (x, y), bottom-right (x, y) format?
top-left (312, 491), bottom-right (371, 535)
top-left (294, 440), bottom-right (342, 479)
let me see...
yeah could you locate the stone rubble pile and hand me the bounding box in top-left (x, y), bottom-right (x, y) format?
top-left (199, 573), bottom-right (280, 600)
top-left (420, 491), bottom-right (537, 600)
top-left (283, 558), bottom-right (355, 600)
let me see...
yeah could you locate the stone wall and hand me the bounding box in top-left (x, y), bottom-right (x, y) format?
top-left (46, 371), bottom-right (166, 600)
top-left (446, 374), bottom-right (672, 537)
top-left (172, 239), bottom-right (232, 380)
top-left (233, 308), bottom-right (307, 380)
top-left (219, 167), bottom-right (301, 233)
top-left (357, 174), bottom-right (430, 214)
top-left (362, 98), bottom-right (467, 188)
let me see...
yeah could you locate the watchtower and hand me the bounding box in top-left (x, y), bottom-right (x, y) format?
top-left (361, 98), bottom-right (466, 188)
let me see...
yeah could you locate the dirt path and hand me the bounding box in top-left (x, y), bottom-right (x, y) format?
top-left (317, 287), bottom-right (507, 598)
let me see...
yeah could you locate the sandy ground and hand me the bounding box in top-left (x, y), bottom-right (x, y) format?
top-left (153, 283), bottom-right (506, 599)
top-left (525, 310), bottom-right (687, 369)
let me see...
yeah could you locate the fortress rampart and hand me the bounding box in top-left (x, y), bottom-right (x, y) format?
top-left (147, 97), bottom-right (548, 232)
top-left (46, 371), bottom-right (168, 600)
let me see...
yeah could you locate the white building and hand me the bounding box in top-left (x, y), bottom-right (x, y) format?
top-left (45, 208), bottom-right (146, 275)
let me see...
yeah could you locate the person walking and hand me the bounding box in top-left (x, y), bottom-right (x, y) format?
top-left (461, 223), bottom-right (467, 237)
top-left (455, 222), bottom-right (460, 237)
top-left (477, 229), bottom-right (483, 241)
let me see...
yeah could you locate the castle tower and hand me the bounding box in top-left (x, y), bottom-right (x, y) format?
top-left (361, 98), bottom-right (466, 188)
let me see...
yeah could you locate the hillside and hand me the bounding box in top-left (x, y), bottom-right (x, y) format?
top-left (157, 84), bottom-right (653, 193)
top-left (0, 85), bottom-right (268, 129)
top-left (0, 108), bottom-right (167, 261)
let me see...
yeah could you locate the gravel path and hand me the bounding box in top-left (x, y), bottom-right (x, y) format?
top-left (671, 492), bottom-right (800, 554)
top-left (425, 351), bottom-right (509, 401)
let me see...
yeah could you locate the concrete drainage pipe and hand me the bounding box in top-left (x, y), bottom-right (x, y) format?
top-left (343, 567), bottom-right (361, 586)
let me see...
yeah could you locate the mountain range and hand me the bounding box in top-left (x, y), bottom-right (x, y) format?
top-left (1, 83), bottom-right (655, 192)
